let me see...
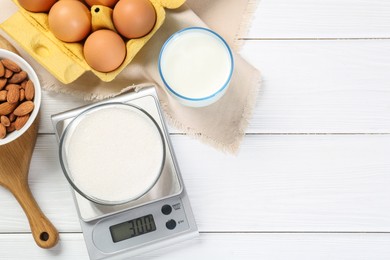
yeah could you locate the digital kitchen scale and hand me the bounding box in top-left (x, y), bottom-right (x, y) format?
top-left (51, 86), bottom-right (198, 260)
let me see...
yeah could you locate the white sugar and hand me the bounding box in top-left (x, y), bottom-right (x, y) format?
top-left (65, 106), bottom-right (164, 203)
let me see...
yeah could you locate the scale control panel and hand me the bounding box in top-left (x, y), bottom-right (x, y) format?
top-left (87, 196), bottom-right (190, 255)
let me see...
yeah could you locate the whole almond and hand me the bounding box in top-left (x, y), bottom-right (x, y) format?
top-left (5, 83), bottom-right (20, 91)
top-left (0, 78), bottom-right (7, 90)
top-left (1, 59), bottom-right (21, 73)
top-left (25, 80), bottom-right (35, 101)
top-left (7, 84), bottom-right (20, 104)
top-left (21, 80), bottom-right (27, 89)
top-left (9, 112), bottom-right (16, 122)
top-left (0, 62), bottom-right (4, 77)
top-left (0, 124), bottom-right (6, 139)
top-left (13, 101), bottom-right (34, 116)
top-left (1, 115), bottom-right (10, 127)
top-left (0, 102), bottom-right (17, 115)
top-left (6, 122), bottom-right (15, 133)
top-left (4, 69), bottom-right (13, 78)
top-left (0, 90), bottom-right (7, 101)
top-left (20, 89), bottom-right (25, 101)
top-left (15, 114), bottom-right (29, 130)
top-left (8, 71), bottom-right (27, 84)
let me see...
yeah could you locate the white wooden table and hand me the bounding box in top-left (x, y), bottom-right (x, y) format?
top-left (1, 0), bottom-right (390, 259)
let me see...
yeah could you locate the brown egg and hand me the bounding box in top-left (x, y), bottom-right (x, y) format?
top-left (113, 0), bottom-right (156, 39)
top-left (17, 0), bottom-right (57, 13)
top-left (85, 0), bottom-right (119, 8)
top-left (83, 30), bottom-right (126, 72)
top-left (48, 1), bottom-right (91, 42)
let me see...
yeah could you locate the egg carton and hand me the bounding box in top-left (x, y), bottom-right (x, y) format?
top-left (0, 0), bottom-right (185, 84)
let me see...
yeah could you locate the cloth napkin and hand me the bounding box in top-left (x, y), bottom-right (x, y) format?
top-left (0, 0), bottom-right (261, 153)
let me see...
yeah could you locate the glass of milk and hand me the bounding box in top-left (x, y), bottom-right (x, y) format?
top-left (158, 27), bottom-right (234, 107)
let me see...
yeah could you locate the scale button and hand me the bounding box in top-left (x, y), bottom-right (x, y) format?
top-left (161, 204), bottom-right (172, 215)
top-left (166, 219), bottom-right (177, 230)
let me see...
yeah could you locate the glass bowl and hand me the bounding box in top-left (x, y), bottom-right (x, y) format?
top-left (59, 103), bottom-right (166, 205)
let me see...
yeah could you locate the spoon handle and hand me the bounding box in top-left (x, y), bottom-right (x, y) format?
top-left (10, 181), bottom-right (59, 248)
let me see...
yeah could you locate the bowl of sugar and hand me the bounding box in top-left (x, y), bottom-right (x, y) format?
top-left (158, 27), bottom-right (234, 107)
top-left (59, 103), bottom-right (166, 205)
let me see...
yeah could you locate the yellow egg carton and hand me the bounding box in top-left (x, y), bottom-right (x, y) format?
top-left (0, 0), bottom-right (185, 84)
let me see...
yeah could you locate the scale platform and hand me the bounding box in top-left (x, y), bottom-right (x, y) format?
top-left (51, 86), bottom-right (198, 260)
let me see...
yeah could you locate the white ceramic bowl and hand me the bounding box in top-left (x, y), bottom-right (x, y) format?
top-left (158, 27), bottom-right (234, 107)
top-left (0, 49), bottom-right (41, 145)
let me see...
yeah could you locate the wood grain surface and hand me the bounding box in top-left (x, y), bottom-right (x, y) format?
top-left (1, 233), bottom-right (390, 260)
top-left (0, 0), bottom-right (389, 259)
top-left (245, 0), bottom-right (390, 38)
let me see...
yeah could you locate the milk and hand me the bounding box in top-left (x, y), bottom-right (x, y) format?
top-left (63, 105), bottom-right (164, 203)
top-left (159, 28), bottom-right (233, 101)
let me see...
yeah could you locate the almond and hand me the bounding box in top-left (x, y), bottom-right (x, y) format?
top-left (13, 101), bottom-right (34, 116)
top-left (0, 90), bottom-right (7, 101)
top-left (9, 112), bottom-right (16, 122)
top-left (21, 80), bottom-right (27, 89)
top-left (4, 69), bottom-right (13, 78)
top-left (15, 114), bottom-right (29, 130)
top-left (0, 78), bottom-right (7, 90)
top-left (0, 62), bottom-right (4, 77)
top-left (0, 124), bottom-right (6, 139)
top-left (5, 83), bottom-right (20, 91)
top-left (7, 84), bottom-right (20, 104)
top-left (8, 70), bottom-right (27, 84)
top-left (6, 122), bottom-right (15, 133)
top-left (20, 89), bottom-right (25, 101)
top-left (0, 102), bottom-right (17, 115)
top-left (1, 59), bottom-right (21, 73)
top-left (1, 115), bottom-right (10, 127)
top-left (25, 80), bottom-right (35, 101)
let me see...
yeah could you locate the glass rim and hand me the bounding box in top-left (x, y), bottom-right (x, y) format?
top-left (158, 26), bottom-right (234, 102)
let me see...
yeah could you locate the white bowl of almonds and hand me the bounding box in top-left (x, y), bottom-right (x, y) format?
top-left (0, 49), bottom-right (40, 145)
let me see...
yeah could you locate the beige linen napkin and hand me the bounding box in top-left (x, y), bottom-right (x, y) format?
top-left (0, 0), bottom-right (261, 153)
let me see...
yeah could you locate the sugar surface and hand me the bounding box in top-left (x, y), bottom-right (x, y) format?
top-left (65, 106), bottom-right (164, 203)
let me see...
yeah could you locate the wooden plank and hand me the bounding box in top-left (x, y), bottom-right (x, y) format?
top-left (39, 91), bottom-right (90, 134)
top-left (0, 233), bottom-right (390, 260)
top-left (39, 40), bottom-right (390, 134)
top-left (0, 134), bottom-right (389, 232)
top-left (246, 0), bottom-right (390, 39)
top-left (240, 39), bottom-right (390, 133)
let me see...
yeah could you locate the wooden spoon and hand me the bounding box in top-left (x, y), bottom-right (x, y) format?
top-left (0, 117), bottom-right (58, 248)
top-left (0, 35), bottom-right (59, 248)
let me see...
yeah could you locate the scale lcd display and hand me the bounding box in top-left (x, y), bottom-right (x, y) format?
top-left (110, 214), bottom-right (157, 243)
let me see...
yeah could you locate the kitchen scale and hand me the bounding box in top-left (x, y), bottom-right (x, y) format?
top-left (51, 86), bottom-right (198, 260)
